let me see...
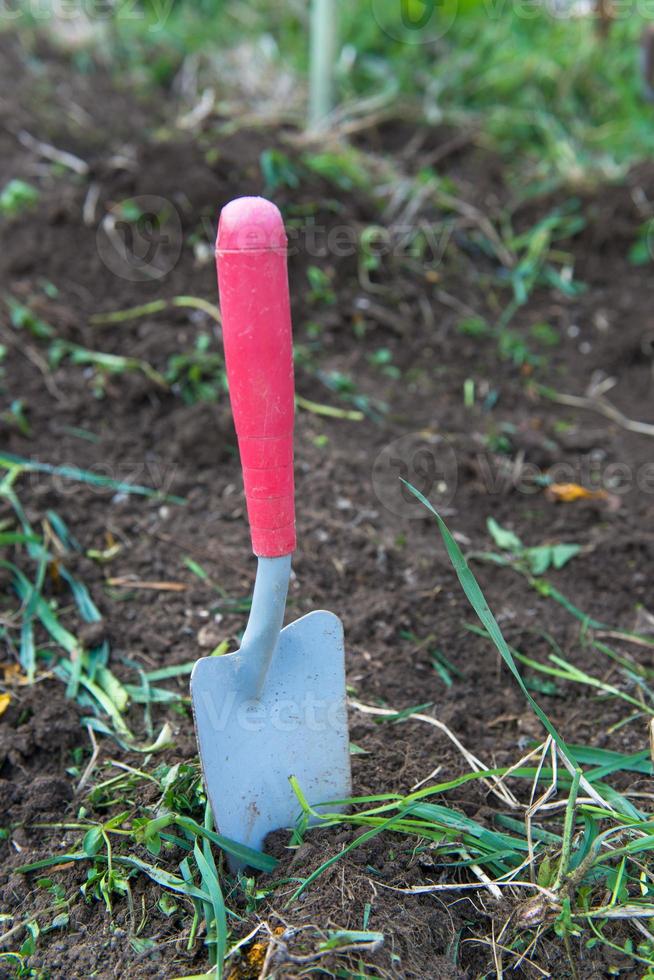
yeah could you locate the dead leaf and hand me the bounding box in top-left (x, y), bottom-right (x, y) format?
top-left (107, 577), bottom-right (187, 592)
top-left (1, 663), bottom-right (27, 685)
top-left (546, 482), bottom-right (608, 503)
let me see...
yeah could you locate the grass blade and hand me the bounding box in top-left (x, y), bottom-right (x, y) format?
top-left (0, 453), bottom-right (185, 504)
top-left (194, 843), bottom-right (227, 974)
top-left (402, 480), bottom-right (573, 759)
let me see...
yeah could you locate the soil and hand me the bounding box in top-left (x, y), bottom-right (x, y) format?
top-left (1, 29), bottom-right (653, 980)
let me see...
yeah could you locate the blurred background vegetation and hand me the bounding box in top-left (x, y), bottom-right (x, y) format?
top-left (9, 0), bottom-right (653, 184)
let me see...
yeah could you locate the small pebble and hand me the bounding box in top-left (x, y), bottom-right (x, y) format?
top-left (197, 623), bottom-right (225, 649)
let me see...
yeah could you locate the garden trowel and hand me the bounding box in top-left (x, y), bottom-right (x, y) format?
top-left (191, 197), bottom-right (351, 866)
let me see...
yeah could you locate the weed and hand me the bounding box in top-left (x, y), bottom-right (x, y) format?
top-left (0, 179), bottom-right (39, 217)
top-left (321, 372), bottom-right (380, 420)
top-left (1, 399), bottom-right (31, 437)
top-left (286, 491), bottom-right (654, 972)
top-left (15, 766), bottom-right (275, 977)
top-left (0, 457), bottom-right (184, 739)
top-left (260, 149), bottom-right (300, 194)
top-left (457, 316), bottom-right (490, 338)
top-left (530, 321), bottom-right (560, 348)
top-left (48, 340), bottom-right (166, 395)
top-left (628, 222), bottom-right (654, 266)
top-left (5, 297), bottom-right (53, 339)
top-left (494, 202), bottom-right (587, 340)
top-left (367, 347), bottom-right (400, 379)
top-left (302, 150), bottom-right (369, 191)
top-left (498, 327), bottom-right (544, 367)
top-left (166, 333), bottom-right (226, 404)
top-left (483, 516), bottom-right (581, 576)
top-left (306, 265), bottom-right (336, 306)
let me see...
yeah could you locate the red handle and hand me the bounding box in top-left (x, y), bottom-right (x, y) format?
top-left (216, 197), bottom-right (296, 558)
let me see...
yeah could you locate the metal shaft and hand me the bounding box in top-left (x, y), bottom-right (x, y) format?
top-left (239, 555), bottom-right (291, 697)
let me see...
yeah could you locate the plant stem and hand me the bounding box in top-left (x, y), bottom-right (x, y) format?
top-left (309, 0), bottom-right (337, 130)
top-left (296, 394), bottom-right (363, 420)
top-left (555, 768), bottom-right (581, 890)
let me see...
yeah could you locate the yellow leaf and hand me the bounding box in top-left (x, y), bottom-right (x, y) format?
top-left (546, 483), bottom-right (607, 503)
top-left (0, 693), bottom-right (11, 717)
top-left (2, 663), bottom-right (26, 684)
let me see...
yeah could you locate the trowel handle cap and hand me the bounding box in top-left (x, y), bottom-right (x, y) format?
top-left (217, 197), bottom-right (288, 252)
top-left (216, 197), bottom-right (296, 558)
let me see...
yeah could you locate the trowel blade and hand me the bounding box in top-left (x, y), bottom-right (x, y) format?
top-left (191, 609), bottom-right (351, 865)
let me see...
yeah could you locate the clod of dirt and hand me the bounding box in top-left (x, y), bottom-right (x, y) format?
top-left (0, 682), bottom-right (83, 798)
top-left (78, 619), bottom-right (107, 648)
top-left (23, 774), bottom-right (73, 814)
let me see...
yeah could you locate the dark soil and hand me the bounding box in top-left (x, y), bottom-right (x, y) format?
top-left (1, 30), bottom-right (653, 980)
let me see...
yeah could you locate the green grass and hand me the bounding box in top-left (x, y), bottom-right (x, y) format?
top-left (282, 489), bottom-right (654, 973)
top-left (75, 2), bottom-right (654, 183)
top-left (0, 457), bottom-right (184, 717)
top-left (0, 466), bottom-right (272, 977)
top-left (3, 481), bottom-right (653, 977)
top-left (0, 179), bottom-right (39, 217)
top-left (12, 0), bottom-right (652, 180)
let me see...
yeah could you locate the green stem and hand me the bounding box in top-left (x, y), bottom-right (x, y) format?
top-left (296, 394), bottom-right (363, 421)
top-left (90, 300), bottom-right (167, 324)
top-left (555, 768), bottom-right (581, 890)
